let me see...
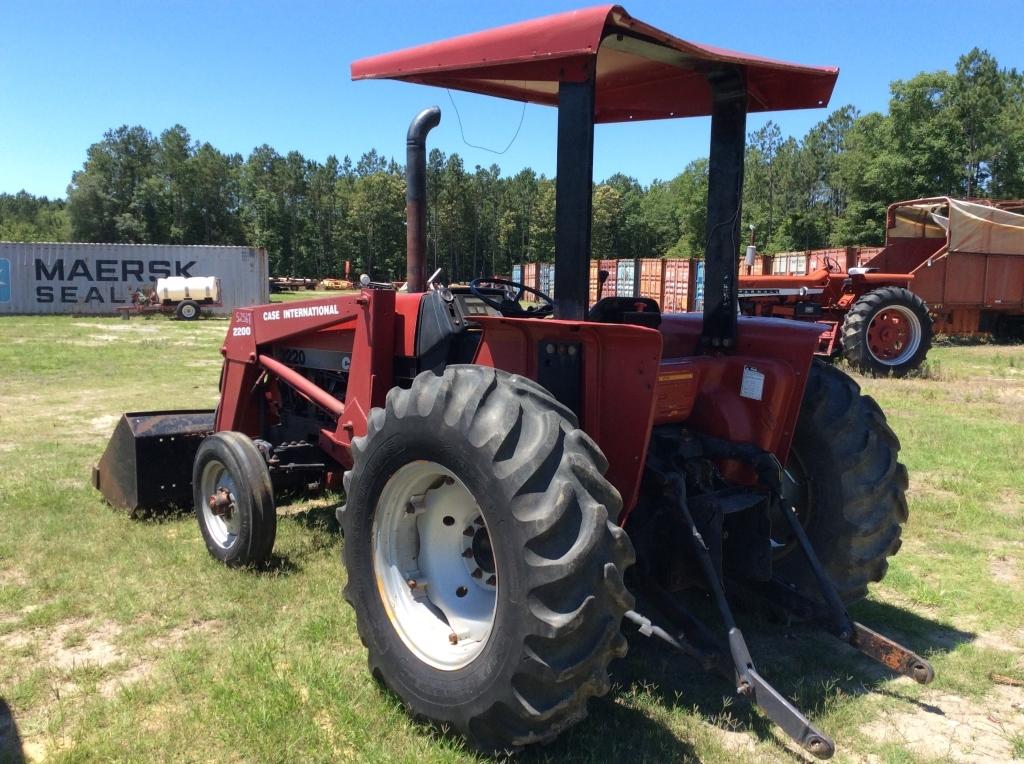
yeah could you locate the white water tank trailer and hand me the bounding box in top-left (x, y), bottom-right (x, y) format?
top-left (157, 276), bottom-right (221, 303)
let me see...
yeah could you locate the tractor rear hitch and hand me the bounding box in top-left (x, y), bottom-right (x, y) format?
top-left (773, 483), bottom-right (935, 685)
top-left (846, 622), bottom-right (934, 684)
top-left (637, 472), bottom-right (838, 758)
top-left (741, 664), bottom-right (835, 759)
top-left (626, 606), bottom-right (836, 759)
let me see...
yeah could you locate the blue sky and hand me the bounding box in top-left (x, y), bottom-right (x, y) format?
top-left (2, 1), bottom-right (1022, 199)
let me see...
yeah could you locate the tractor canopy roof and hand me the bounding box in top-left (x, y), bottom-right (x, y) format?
top-left (351, 4), bottom-right (838, 123)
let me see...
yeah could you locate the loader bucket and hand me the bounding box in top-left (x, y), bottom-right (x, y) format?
top-left (92, 410), bottom-right (215, 514)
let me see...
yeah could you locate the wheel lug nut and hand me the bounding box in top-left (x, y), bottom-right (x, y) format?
top-left (486, 575), bottom-right (497, 586)
top-left (448, 632), bottom-right (458, 645)
top-left (463, 527), bottom-right (475, 537)
top-left (462, 548), bottom-right (474, 558)
top-left (471, 567), bottom-right (483, 578)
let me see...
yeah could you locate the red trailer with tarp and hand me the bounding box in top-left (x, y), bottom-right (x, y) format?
top-left (864, 197), bottom-right (1024, 337)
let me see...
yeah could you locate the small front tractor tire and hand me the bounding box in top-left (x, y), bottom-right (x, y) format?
top-left (774, 361), bottom-right (908, 604)
top-left (841, 286), bottom-right (932, 376)
top-left (175, 300), bottom-right (201, 320)
top-left (193, 431), bottom-right (277, 567)
top-left (340, 365), bottom-right (634, 750)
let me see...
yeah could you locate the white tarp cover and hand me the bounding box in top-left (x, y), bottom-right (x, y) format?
top-left (889, 198), bottom-right (1024, 255)
top-left (948, 199), bottom-right (1024, 255)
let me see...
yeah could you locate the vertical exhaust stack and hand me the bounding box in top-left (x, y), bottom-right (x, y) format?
top-left (406, 107), bottom-right (442, 293)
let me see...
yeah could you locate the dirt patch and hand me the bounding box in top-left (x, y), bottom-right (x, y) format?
top-left (0, 568), bottom-right (28, 587)
top-left (973, 626), bottom-right (1024, 655)
top-left (1, 618), bottom-right (123, 671)
top-left (70, 321), bottom-right (160, 334)
top-left (993, 488), bottom-right (1024, 516)
top-left (98, 661), bottom-right (155, 698)
top-left (2, 617), bottom-right (222, 701)
top-left (86, 334), bottom-right (126, 343)
top-left (48, 619), bottom-right (123, 671)
top-left (989, 554), bottom-right (1019, 586)
top-left (98, 619), bottom-right (221, 697)
top-left (863, 685), bottom-right (1024, 762)
top-left (87, 414), bottom-right (120, 436)
top-left (907, 471), bottom-right (959, 503)
top-left (712, 727), bottom-right (759, 756)
top-left (149, 618), bottom-right (222, 650)
top-left (0, 605), bottom-right (40, 628)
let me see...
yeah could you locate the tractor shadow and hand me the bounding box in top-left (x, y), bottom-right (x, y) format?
top-left (600, 594), bottom-right (973, 756)
top-left (515, 696), bottom-right (700, 763)
top-left (0, 699), bottom-right (25, 764)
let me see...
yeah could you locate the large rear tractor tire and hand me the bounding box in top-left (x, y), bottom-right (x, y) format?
top-left (841, 286), bottom-right (932, 376)
top-left (773, 361), bottom-right (908, 604)
top-left (193, 432), bottom-right (277, 567)
top-left (340, 365), bottom-right (634, 750)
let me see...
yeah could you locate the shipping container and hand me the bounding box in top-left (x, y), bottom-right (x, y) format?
top-left (770, 252), bottom-right (812, 276)
top-left (741, 254), bottom-right (772, 276)
top-left (511, 264), bottom-right (522, 285)
top-left (856, 246), bottom-right (884, 266)
top-left (806, 248), bottom-right (844, 272)
top-left (661, 258), bottom-right (694, 313)
top-left (0, 242), bottom-right (268, 316)
top-left (588, 261), bottom-right (600, 304)
top-left (694, 260), bottom-right (705, 312)
top-left (615, 259), bottom-right (636, 298)
top-left (521, 262), bottom-right (539, 302)
top-left (598, 259), bottom-right (617, 299)
top-left (638, 258), bottom-right (664, 303)
top-left (538, 262), bottom-right (555, 298)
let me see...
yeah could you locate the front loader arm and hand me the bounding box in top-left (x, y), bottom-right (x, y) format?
top-left (216, 289), bottom-right (396, 468)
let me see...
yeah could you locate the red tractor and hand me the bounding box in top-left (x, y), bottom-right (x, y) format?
top-left (94, 6), bottom-right (931, 758)
top-left (738, 260), bottom-right (933, 376)
top-left (740, 197), bottom-right (1024, 376)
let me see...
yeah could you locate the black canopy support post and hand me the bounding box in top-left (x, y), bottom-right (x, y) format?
top-left (554, 78), bottom-right (596, 320)
top-left (701, 67), bottom-right (747, 349)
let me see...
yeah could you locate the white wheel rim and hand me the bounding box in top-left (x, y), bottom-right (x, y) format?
top-left (200, 461), bottom-right (241, 549)
top-left (372, 461), bottom-right (497, 671)
top-left (867, 304), bottom-right (922, 366)
top-left (181, 304), bottom-right (196, 318)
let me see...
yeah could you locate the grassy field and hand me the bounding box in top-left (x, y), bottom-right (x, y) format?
top-left (0, 314), bottom-right (1021, 763)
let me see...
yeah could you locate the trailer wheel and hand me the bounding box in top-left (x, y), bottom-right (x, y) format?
top-left (193, 432), bottom-right (277, 567)
top-left (340, 365), bottom-right (634, 750)
top-left (772, 361), bottom-right (908, 603)
top-left (841, 287), bottom-right (932, 376)
top-left (175, 300), bottom-right (201, 320)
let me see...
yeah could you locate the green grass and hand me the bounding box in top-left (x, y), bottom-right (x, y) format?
top-left (0, 315), bottom-right (1021, 762)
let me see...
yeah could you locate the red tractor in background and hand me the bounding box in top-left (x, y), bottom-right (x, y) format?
top-left (738, 257), bottom-right (932, 376)
top-left (94, 6), bottom-right (933, 758)
top-left (739, 197), bottom-right (1024, 376)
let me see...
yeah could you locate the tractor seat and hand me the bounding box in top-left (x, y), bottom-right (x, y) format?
top-left (587, 297), bottom-right (662, 328)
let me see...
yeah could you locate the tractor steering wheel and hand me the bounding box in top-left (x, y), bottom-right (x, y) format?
top-left (824, 255), bottom-right (841, 273)
top-left (469, 278), bottom-right (554, 318)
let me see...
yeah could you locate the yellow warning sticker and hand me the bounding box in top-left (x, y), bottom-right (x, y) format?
top-left (658, 372), bottom-right (695, 382)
